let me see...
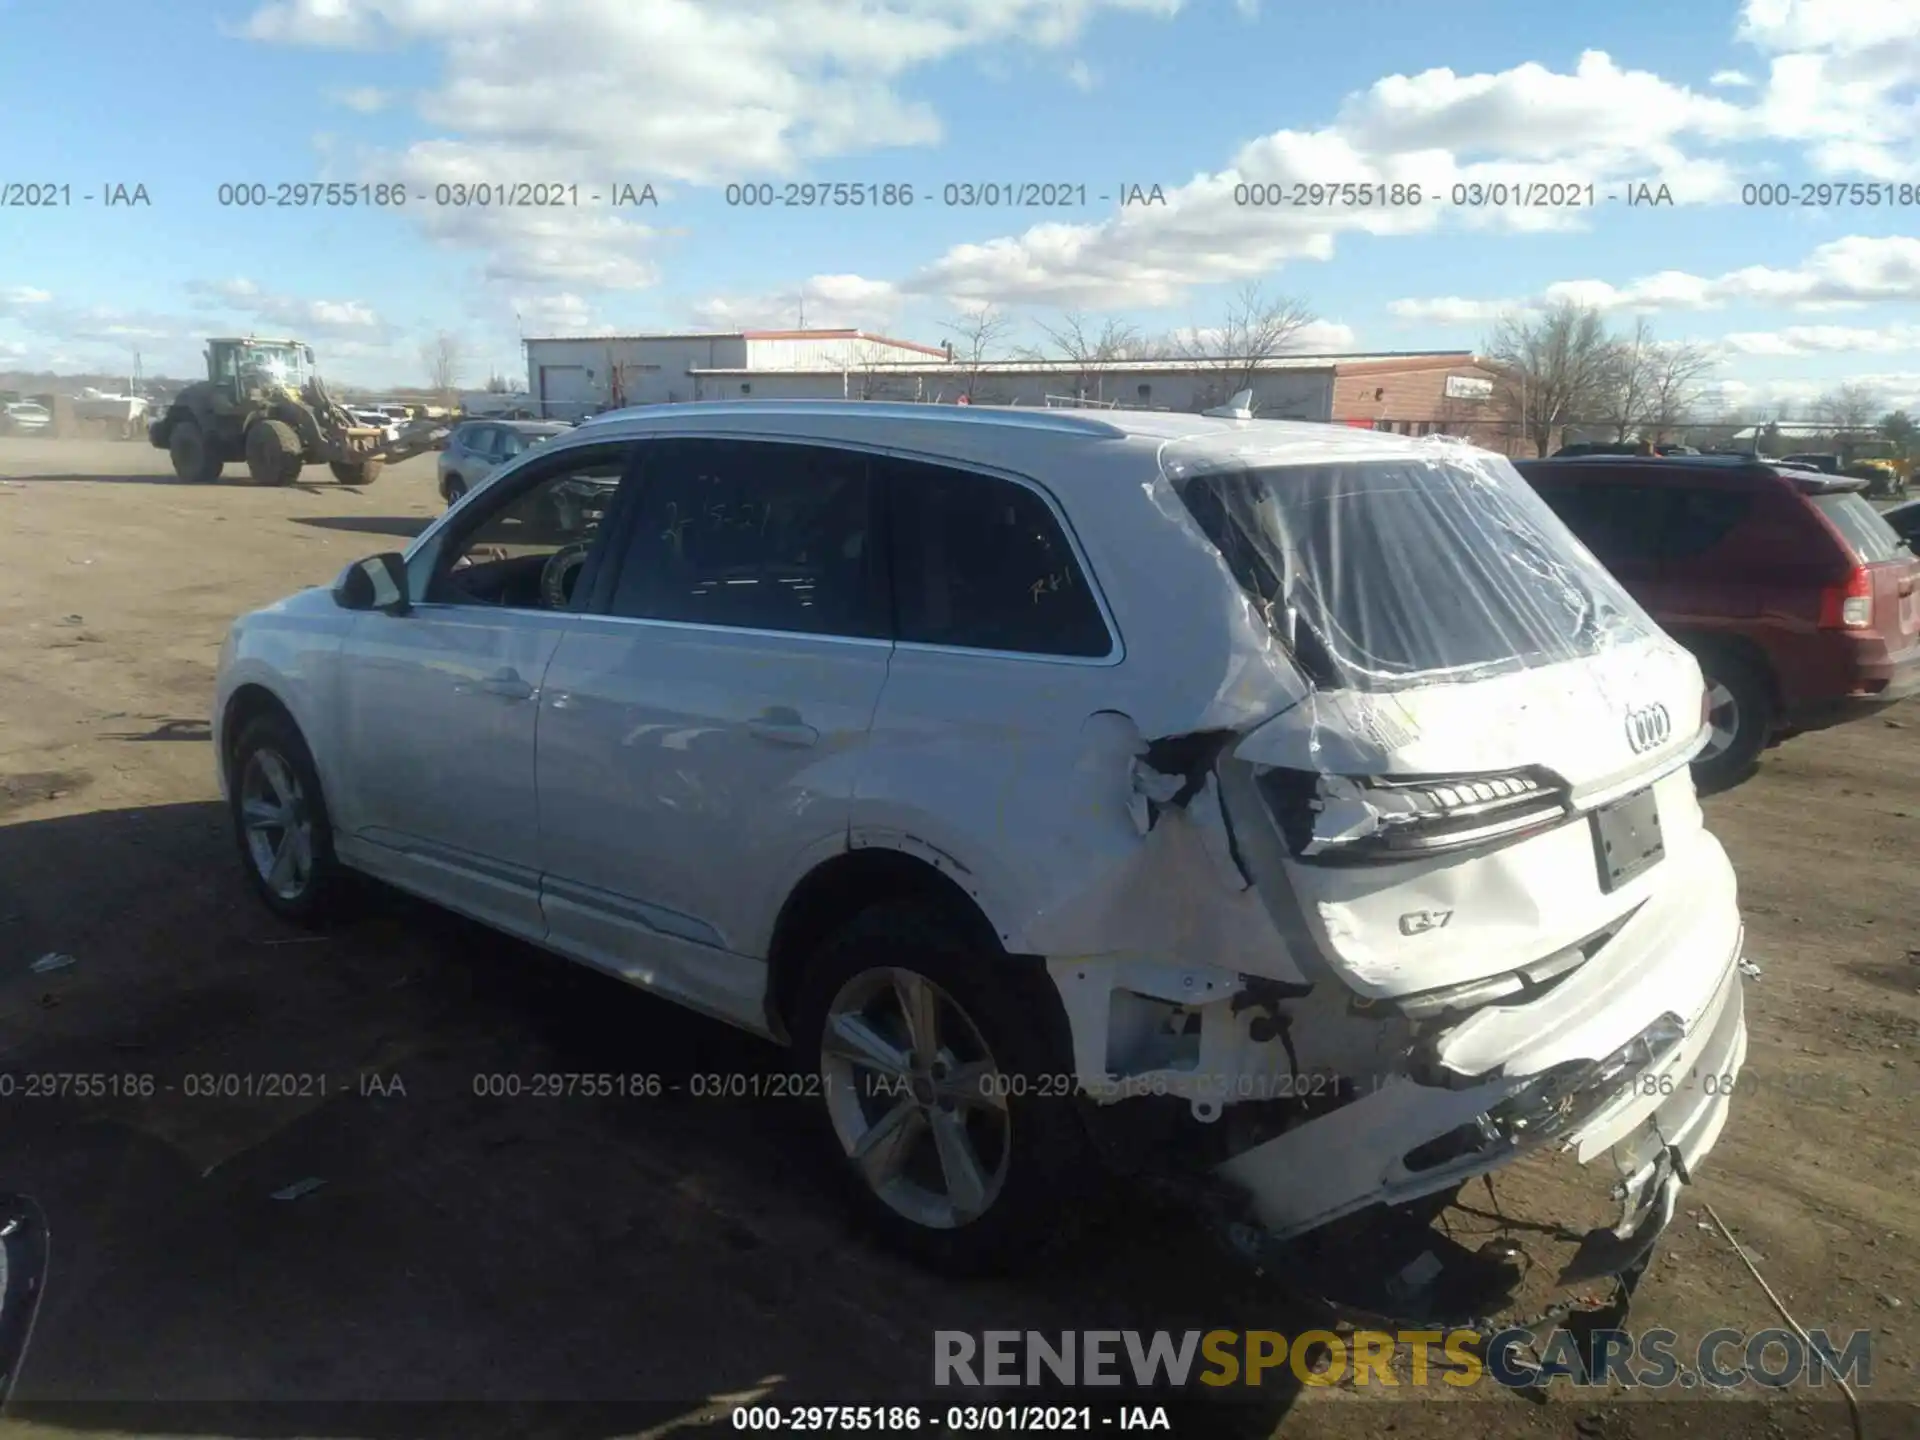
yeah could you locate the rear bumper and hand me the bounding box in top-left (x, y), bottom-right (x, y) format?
top-left (1783, 642), bottom-right (1920, 731)
top-left (1211, 836), bottom-right (1746, 1242)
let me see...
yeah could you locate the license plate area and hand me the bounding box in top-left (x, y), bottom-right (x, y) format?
top-left (1591, 786), bottom-right (1664, 893)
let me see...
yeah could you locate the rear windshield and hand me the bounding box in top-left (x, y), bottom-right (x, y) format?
top-left (1170, 452), bottom-right (1654, 693)
top-left (1812, 493), bottom-right (1906, 564)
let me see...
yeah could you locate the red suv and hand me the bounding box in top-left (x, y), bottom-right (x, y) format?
top-left (1514, 455), bottom-right (1920, 788)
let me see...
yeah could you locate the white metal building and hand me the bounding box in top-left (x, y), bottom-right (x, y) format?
top-left (520, 331), bottom-right (1493, 431)
top-left (522, 329), bottom-right (951, 418)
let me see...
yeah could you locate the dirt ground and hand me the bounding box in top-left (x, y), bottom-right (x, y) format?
top-left (0, 436), bottom-right (1913, 1440)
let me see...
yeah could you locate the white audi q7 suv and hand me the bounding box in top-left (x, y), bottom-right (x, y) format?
top-left (213, 401), bottom-right (1746, 1301)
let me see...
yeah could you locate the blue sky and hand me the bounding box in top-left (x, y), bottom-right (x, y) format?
top-left (3, 0), bottom-right (1918, 413)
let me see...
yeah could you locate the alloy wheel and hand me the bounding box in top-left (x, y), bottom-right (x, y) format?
top-left (1700, 680), bottom-right (1741, 761)
top-left (819, 967), bottom-right (1012, 1230)
top-left (239, 747), bottom-right (315, 901)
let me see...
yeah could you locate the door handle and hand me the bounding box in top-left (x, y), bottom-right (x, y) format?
top-left (471, 668), bottom-right (535, 700)
top-left (747, 717), bottom-right (819, 747)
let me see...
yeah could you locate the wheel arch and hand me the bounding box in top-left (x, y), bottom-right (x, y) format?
top-left (1669, 628), bottom-right (1782, 719)
top-left (219, 683), bottom-right (303, 789)
top-left (763, 846), bottom-right (1013, 1044)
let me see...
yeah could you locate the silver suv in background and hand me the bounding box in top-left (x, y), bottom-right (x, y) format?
top-left (437, 419), bottom-right (571, 504)
top-left (214, 401), bottom-right (1746, 1316)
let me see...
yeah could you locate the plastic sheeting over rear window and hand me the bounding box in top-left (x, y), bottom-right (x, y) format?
top-left (1164, 442), bottom-right (1657, 694)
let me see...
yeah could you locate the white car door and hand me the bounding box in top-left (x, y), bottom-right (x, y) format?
top-left (534, 436), bottom-right (892, 1029)
top-left (332, 438), bottom-right (640, 937)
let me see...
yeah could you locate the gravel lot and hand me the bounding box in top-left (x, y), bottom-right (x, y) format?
top-left (0, 437), bottom-right (1914, 1440)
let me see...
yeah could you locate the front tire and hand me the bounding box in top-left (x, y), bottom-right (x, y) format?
top-left (168, 421), bottom-right (221, 483)
top-left (443, 475), bottom-right (467, 507)
top-left (229, 712), bottom-right (350, 927)
top-left (793, 900), bottom-right (1092, 1275)
top-left (331, 459), bottom-right (383, 486)
top-left (1691, 652), bottom-right (1773, 793)
top-left (245, 419), bottom-right (303, 486)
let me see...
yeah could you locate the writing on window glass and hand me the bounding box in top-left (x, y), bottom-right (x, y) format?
top-left (660, 477), bottom-right (780, 560)
top-left (1030, 567), bottom-right (1077, 605)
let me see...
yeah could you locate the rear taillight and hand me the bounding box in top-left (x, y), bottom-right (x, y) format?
top-left (1255, 766), bottom-right (1571, 864)
top-left (1817, 566), bottom-right (1874, 630)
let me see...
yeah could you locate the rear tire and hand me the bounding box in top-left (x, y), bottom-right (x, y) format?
top-left (443, 475), bottom-right (467, 507)
top-left (245, 419), bottom-right (303, 486)
top-left (792, 900), bottom-right (1093, 1276)
top-left (1690, 651), bottom-right (1772, 793)
top-left (168, 421), bottom-right (222, 483)
top-left (331, 459), bottom-right (383, 486)
top-left (228, 711), bottom-right (352, 927)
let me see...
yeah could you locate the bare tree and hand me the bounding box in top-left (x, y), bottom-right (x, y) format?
top-left (847, 339), bottom-right (917, 401)
top-left (1482, 300), bottom-right (1620, 457)
top-left (1019, 311), bottom-right (1146, 403)
top-left (1171, 282), bottom-right (1318, 412)
top-left (1605, 321), bottom-right (1719, 440)
top-left (1811, 381), bottom-right (1882, 436)
top-left (1594, 318), bottom-right (1658, 442)
top-left (421, 331), bottom-right (465, 397)
top-left (939, 303), bottom-right (1014, 403)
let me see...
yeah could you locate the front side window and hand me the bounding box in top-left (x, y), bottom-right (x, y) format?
top-left (607, 439), bottom-right (886, 639)
top-left (429, 444), bottom-right (633, 611)
top-left (1169, 449), bottom-right (1655, 692)
top-left (881, 457), bottom-right (1112, 658)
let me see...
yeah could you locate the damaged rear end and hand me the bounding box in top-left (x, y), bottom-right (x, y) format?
top-left (1047, 435), bottom-right (1748, 1322)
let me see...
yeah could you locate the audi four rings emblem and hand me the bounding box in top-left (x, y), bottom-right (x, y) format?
top-left (1625, 703), bottom-right (1672, 753)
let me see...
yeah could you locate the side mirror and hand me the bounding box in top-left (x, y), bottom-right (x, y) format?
top-left (331, 552), bottom-right (411, 614)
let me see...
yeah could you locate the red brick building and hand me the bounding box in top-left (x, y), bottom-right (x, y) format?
top-left (1329, 354), bottom-right (1513, 451)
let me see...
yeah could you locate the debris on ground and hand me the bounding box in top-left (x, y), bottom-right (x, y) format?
top-left (271, 1177), bottom-right (326, 1202)
top-left (28, 951), bottom-right (77, 974)
top-left (1738, 957), bottom-right (1763, 979)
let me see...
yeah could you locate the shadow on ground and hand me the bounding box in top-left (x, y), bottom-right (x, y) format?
top-left (293, 515), bottom-right (434, 540)
top-left (0, 802), bottom-right (1306, 1437)
top-left (2, 472), bottom-right (336, 494)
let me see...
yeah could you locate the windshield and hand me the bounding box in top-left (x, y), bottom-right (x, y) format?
top-left (1170, 449), bottom-right (1655, 693)
top-left (237, 345), bottom-right (307, 385)
top-left (1812, 493), bottom-right (1906, 564)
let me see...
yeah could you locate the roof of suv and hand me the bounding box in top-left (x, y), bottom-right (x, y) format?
top-left (1517, 453), bottom-right (1872, 494)
top-left (571, 398), bottom-right (1456, 463)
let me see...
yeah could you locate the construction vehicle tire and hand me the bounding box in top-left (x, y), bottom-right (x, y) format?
top-left (245, 420), bottom-right (304, 485)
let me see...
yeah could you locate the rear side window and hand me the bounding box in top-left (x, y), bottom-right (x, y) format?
top-left (1527, 480), bottom-right (1663, 566)
top-left (881, 457), bottom-right (1112, 658)
top-left (1661, 487), bottom-right (1751, 560)
top-left (1812, 493), bottom-right (1906, 564)
top-left (1526, 477), bottom-right (1749, 565)
top-left (607, 438), bottom-right (887, 639)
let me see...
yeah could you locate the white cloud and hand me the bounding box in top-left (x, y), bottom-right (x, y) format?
top-left (0, 286), bottom-right (53, 312)
top-left (1389, 236), bottom-right (1920, 324)
top-left (684, 274), bottom-right (903, 332)
top-left (1709, 371), bottom-right (1920, 412)
top-left (1385, 296), bottom-right (1510, 325)
top-left (328, 85), bottom-right (390, 112)
top-left (511, 292), bottom-right (613, 337)
top-left (245, 0), bottom-right (1183, 181)
top-left (1737, 0), bottom-right (1920, 179)
top-left (1720, 323), bottom-right (1920, 355)
top-left (883, 47), bottom-right (1768, 309)
top-left (1065, 59), bottom-right (1095, 91)
top-left (241, 0), bottom-right (1188, 292)
top-left (185, 277), bottom-right (391, 337)
top-left (231, 0), bottom-right (1920, 317)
